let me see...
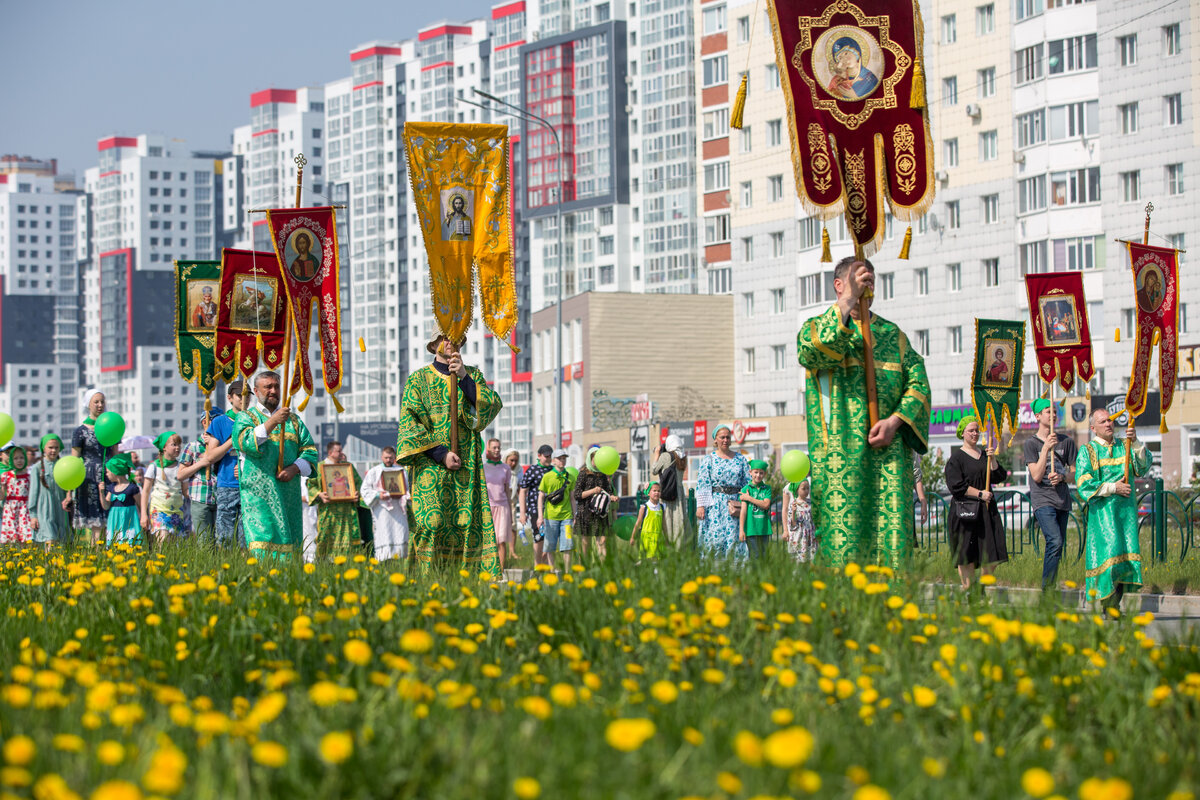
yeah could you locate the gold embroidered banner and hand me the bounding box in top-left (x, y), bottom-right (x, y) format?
top-left (1123, 241), bottom-right (1180, 424)
top-left (403, 122), bottom-right (517, 344)
top-left (174, 260), bottom-right (235, 395)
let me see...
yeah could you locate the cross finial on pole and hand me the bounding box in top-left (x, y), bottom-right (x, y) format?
top-left (295, 153), bottom-right (308, 170)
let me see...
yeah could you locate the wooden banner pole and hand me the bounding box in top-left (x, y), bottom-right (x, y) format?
top-left (854, 243), bottom-right (879, 431)
top-left (1125, 201), bottom-right (1153, 482)
top-left (277, 153), bottom-right (306, 474)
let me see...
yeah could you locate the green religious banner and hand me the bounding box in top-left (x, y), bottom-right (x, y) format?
top-left (972, 318), bottom-right (1025, 443)
top-left (175, 260), bottom-right (235, 398)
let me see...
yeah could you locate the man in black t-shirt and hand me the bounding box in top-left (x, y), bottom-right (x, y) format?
top-left (519, 444), bottom-right (554, 566)
top-left (1022, 398), bottom-right (1078, 592)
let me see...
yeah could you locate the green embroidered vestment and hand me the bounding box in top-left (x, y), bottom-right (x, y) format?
top-left (1075, 438), bottom-right (1150, 602)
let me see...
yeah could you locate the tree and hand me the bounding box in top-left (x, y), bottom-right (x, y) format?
top-left (919, 448), bottom-right (947, 495)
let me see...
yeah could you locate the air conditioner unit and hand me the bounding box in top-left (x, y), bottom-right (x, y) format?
top-left (965, 103), bottom-right (981, 118)
top-left (625, 104), bottom-right (633, 113)
top-left (625, 74), bottom-right (634, 85)
top-left (934, 169), bottom-right (949, 181)
top-left (1013, 151), bottom-right (1026, 164)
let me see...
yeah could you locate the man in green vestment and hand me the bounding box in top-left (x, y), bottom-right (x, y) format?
top-left (1075, 409), bottom-right (1150, 609)
top-left (397, 335), bottom-right (503, 576)
top-left (232, 371), bottom-right (319, 558)
top-left (307, 440), bottom-right (364, 559)
top-left (797, 257), bottom-right (932, 569)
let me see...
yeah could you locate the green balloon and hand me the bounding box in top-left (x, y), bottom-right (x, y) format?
top-left (53, 456), bottom-right (87, 491)
top-left (613, 515), bottom-right (636, 541)
top-left (566, 466), bottom-right (579, 480)
top-left (94, 412), bottom-right (126, 448)
top-left (781, 450), bottom-right (811, 483)
top-left (0, 413), bottom-right (12, 448)
top-left (594, 445), bottom-right (620, 475)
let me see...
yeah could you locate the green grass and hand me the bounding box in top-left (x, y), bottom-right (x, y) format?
top-left (0, 541), bottom-right (1197, 800)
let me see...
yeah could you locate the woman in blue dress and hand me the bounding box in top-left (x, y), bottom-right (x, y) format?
top-left (695, 424), bottom-right (751, 560)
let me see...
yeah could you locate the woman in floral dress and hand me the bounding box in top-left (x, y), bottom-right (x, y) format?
top-left (695, 424), bottom-right (750, 560)
top-left (71, 389), bottom-right (115, 544)
top-left (0, 446), bottom-right (33, 544)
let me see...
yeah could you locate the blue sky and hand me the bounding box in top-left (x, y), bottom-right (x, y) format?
top-left (1, 0), bottom-right (500, 179)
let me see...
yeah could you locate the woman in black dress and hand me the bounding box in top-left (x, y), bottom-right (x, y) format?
top-left (944, 416), bottom-right (1009, 590)
top-left (572, 447), bottom-right (619, 561)
top-left (71, 390), bottom-right (115, 545)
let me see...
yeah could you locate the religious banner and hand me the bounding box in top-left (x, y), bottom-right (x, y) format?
top-left (214, 249), bottom-right (288, 380)
top-left (174, 260), bottom-right (235, 396)
top-left (971, 318), bottom-right (1024, 442)
top-left (1024, 272), bottom-right (1095, 392)
top-left (265, 206), bottom-right (343, 404)
top-left (1122, 241), bottom-right (1180, 425)
top-left (403, 122), bottom-right (517, 344)
top-left (767, 0), bottom-right (935, 254)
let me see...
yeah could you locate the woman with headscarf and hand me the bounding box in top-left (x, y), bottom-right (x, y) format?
top-left (944, 416), bottom-right (1009, 591)
top-left (71, 389), bottom-right (115, 544)
top-left (28, 434), bottom-right (70, 548)
top-left (651, 434), bottom-right (690, 548)
top-left (695, 424), bottom-right (751, 560)
top-left (573, 445), bottom-right (619, 560)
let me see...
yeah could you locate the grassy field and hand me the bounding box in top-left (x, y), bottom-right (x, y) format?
top-left (0, 540), bottom-right (1197, 800)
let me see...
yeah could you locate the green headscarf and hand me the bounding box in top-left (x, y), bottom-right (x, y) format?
top-left (105, 454), bottom-right (133, 479)
top-left (40, 434), bottom-right (63, 452)
top-left (955, 415), bottom-right (977, 440)
top-left (153, 431), bottom-right (179, 452)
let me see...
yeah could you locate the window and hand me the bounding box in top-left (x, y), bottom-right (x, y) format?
top-left (1018, 175), bottom-right (1047, 214)
top-left (1122, 308), bottom-right (1136, 339)
top-left (599, 236), bottom-right (614, 255)
top-left (702, 56), bottom-right (728, 87)
top-left (770, 232), bottom-right (785, 258)
top-left (1017, 110), bottom-right (1045, 147)
top-left (703, 161), bottom-right (730, 192)
top-left (705, 214), bottom-right (731, 244)
top-left (1166, 164), bottom-right (1184, 196)
top-left (1048, 101), bottom-right (1099, 140)
top-left (975, 4), bottom-right (994, 35)
top-left (915, 268), bottom-right (929, 296)
top-left (982, 194), bottom-right (999, 224)
top-left (767, 119), bottom-right (783, 146)
top-left (941, 14), bottom-right (956, 43)
top-left (702, 108), bottom-right (729, 140)
top-left (739, 126), bottom-right (753, 154)
top-left (1169, 233), bottom-right (1186, 264)
top-left (942, 76), bottom-right (958, 105)
top-left (983, 258), bottom-right (1000, 286)
top-left (702, 5), bottom-right (726, 34)
top-left (943, 138), bottom-right (959, 167)
top-left (946, 201), bottom-right (961, 229)
top-left (949, 326), bottom-right (963, 354)
top-left (977, 67), bottom-right (996, 98)
top-left (766, 64), bottom-right (780, 90)
top-left (879, 273), bottom-right (895, 300)
top-left (743, 347), bottom-right (756, 374)
top-left (1120, 171), bottom-right (1141, 203)
top-left (1059, 237), bottom-right (1096, 270)
top-left (740, 181), bottom-right (753, 208)
top-left (737, 16), bottom-right (750, 43)
top-left (773, 402), bottom-right (787, 416)
top-left (1047, 35), bottom-right (1097, 74)
top-left (769, 174), bottom-right (784, 202)
top-left (741, 237), bottom-right (754, 261)
top-left (1119, 102), bottom-right (1139, 134)
top-left (1020, 241), bottom-right (1048, 275)
top-left (745, 403), bottom-right (757, 417)
top-left (771, 287), bottom-right (785, 313)
top-left (1016, 45), bottom-right (1043, 84)
top-left (1165, 94), bottom-right (1183, 126)
top-left (1050, 167), bottom-right (1101, 205)
top-left (947, 263), bottom-right (961, 292)
top-left (915, 329), bottom-right (930, 357)
top-left (979, 130), bottom-right (998, 161)
top-left (772, 345), bottom-right (787, 371)
top-left (800, 274), bottom-right (823, 306)
top-left (1119, 34), bottom-right (1137, 66)
top-left (1016, 0), bottom-right (1043, 20)
top-left (1163, 23), bottom-right (1181, 57)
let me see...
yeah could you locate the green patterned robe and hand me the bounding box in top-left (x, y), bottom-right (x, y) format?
top-left (397, 365), bottom-right (502, 575)
top-left (306, 462), bottom-right (364, 559)
top-left (1075, 437), bottom-right (1150, 603)
top-left (797, 305), bottom-right (931, 569)
top-left (233, 406), bottom-right (319, 559)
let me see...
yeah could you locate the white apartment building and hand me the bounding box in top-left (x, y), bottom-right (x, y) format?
top-left (0, 161), bottom-right (83, 441)
top-left (81, 135), bottom-right (222, 439)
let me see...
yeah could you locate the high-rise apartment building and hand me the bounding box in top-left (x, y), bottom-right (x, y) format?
top-left (0, 159), bottom-right (83, 441)
top-left (80, 135), bottom-right (224, 437)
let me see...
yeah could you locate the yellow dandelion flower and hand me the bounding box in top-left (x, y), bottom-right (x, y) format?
top-left (701, 668), bottom-right (725, 684)
top-left (1079, 777), bottom-right (1132, 800)
top-left (343, 639), bottom-right (372, 666)
top-left (604, 718), bottom-right (656, 752)
top-left (400, 629), bottom-right (434, 653)
top-left (549, 683), bottom-right (577, 707)
top-left (2, 735), bottom-right (36, 766)
top-left (650, 681), bottom-right (679, 704)
top-left (683, 727), bottom-right (704, 746)
top-left (733, 730), bottom-right (763, 766)
top-left (513, 777), bottom-right (541, 799)
top-left (853, 785), bottom-right (891, 800)
top-left (762, 726), bottom-right (815, 768)
top-left (1020, 767), bottom-right (1054, 798)
top-left (922, 758), bottom-right (946, 778)
top-left (89, 779), bottom-right (142, 800)
top-left (716, 772), bottom-right (743, 793)
top-left (251, 741), bottom-right (288, 768)
top-left (318, 731), bottom-right (354, 765)
top-left (911, 686), bottom-right (937, 708)
top-left (96, 741), bottom-right (125, 766)
top-left (53, 734), bottom-right (85, 753)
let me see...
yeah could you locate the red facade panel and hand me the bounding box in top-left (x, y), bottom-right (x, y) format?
top-left (702, 137), bottom-right (730, 159)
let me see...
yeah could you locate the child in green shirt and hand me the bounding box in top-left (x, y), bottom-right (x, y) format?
top-left (739, 459), bottom-right (773, 560)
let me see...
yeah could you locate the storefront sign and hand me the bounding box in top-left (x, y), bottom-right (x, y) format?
top-left (1178, 345), bottom-right (1200, 379)
top-left (930, 403), bottom-right (1040, 436)
top-left (693, 420), bottom-right (708, 448)
top-left (1091, 393), bottom-right (1161, 429)
top-left (631, 400), bottom-right (653, 424)
top-left (731, 419), bottom-right (771, 443)
top-left (630, 426), bottom-right (649, 452)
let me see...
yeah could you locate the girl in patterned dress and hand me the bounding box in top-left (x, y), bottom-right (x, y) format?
top-left (0, 446), bottom-right (33, 544)
top-left (141, 432), bottom-right (190, 542)
top-left (786, 480), bottom-right (817, 563)
top-left (29, 434), bottom-right (71, 548)
top-left (102, 455), bottom-right (142, 546)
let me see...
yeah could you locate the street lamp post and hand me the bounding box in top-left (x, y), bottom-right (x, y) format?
top-left (470, 88), bottom-right (567, 450)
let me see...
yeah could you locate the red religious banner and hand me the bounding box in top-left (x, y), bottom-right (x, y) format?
top-left (265, 206), bottom-right (343, 406)
top-left (214, 249), bottom-right (288, 379)
top-left (1024, 272), bottom-right (1095, 393)
top-left (767, 0), bottom-right (935, 254)
top-left (1123, 241), bottom-right (1180, 423)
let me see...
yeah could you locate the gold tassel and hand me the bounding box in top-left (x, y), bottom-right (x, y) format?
top-left (297, 394), bottom-right (310, 412)
top-left (820, 225), bottom-right (832, 263)
top-left (1160, 418), bottom-right (1168, 434)
top-left (1152, 328), bottom-right (1162, 347)
top-left (255, 332), bottom-right (264, 351)
top-left (898, 226), bottom-right (912, 260)
top-left (204, 394), bottom-right (213, 414)
top-left (1085, 386), bottom-right (1091, 401)
top-left (358, 337), bottom-right (366, 353)
top-left (329, 392), bottom-right (345, 414)
top-left (730, 74), bottom-right (748, 129)
top-left (910, 60), bottom-right (926, 109)
top-left (1113, 328), bottom-right (1121, 343)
